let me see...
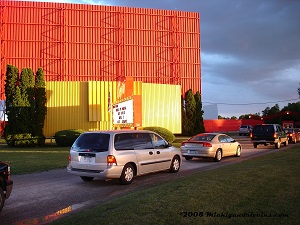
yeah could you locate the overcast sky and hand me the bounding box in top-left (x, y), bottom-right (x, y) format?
top-left (28, 0), bottom-right (300, 117)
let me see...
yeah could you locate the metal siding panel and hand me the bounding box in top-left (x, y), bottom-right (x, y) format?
top-left (1, 1), bottom-right (200, 96)
top-left (45, 81), bottom-right (101, 136)
top-left (142, 83), bottom-right (181, 133)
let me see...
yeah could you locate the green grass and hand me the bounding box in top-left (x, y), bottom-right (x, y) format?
top-left (0, 141), bottom-right (69, 174)
top-left (52, 146), bottom-right (300, 225)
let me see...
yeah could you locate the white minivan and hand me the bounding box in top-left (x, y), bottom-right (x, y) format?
top-left (67, 130), bottom-right (181, 184)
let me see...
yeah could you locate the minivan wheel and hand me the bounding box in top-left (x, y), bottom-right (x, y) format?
top-left (214, 149), bottom-right (222, 162)
top-left (170, 156), bottom-right (180, 173)
top-left (0, 187), bottom-right (5, 213)
top-left (80, 176), bottom-right (94, 182)
top-left (120, 164), bottom-right (134, 185)
top-left (275, 140), bottom-right (281, 149)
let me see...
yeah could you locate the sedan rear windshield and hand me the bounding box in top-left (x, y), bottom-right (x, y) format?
top-left (190, 134), bottom-right (216, 142)
top-left (72, 133), bottom-right (110, 152)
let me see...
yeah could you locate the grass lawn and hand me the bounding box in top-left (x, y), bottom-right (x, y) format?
top-left (0, 139), bottom-right (69, 174)
top-left (52, 145), bottom-right (300, 225)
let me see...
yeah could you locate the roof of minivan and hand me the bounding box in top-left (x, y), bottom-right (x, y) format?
top-left (83, 130), bottom-right (155, 134)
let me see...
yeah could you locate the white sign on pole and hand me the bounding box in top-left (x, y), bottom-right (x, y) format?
top-left (113, 99), bottom-right (134, 125)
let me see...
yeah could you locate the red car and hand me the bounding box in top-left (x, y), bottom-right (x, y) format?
top-left (284, 128), bottom-right (300, 144)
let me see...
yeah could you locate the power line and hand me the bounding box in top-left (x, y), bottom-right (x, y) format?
top-left (203, 98), bottom-right (300, 106)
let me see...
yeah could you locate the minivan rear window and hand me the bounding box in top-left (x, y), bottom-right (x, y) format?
top-left (72, 133), bottom-right (110, 152)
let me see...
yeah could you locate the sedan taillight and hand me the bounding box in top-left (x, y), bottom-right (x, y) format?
top-left (203, 142), bottom-right (212, 147)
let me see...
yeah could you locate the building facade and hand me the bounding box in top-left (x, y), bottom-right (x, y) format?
top-left (0, 1), bottom-right (201, 136)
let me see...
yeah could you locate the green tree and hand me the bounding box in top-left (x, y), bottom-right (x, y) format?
top-left (19, 68), bottom-right (35, 134)
top-left (184, 89), bottom-right (196, 136)
top-left (4, 65), bottom-right (47, 146)
top-left (194, 91), bottom-right (205, 134)
top-left (12, 86), bottom-right (27, 134)
top-left (181, 96), bottom-right (189, 135)
top-left (4, 65), bottom-right (19, 137)
top-left (4, 65), bottom-right (18, 115)
top-left (34, 68), bottom-right (47, 138)
top-left (262, 104), bottom-right (280, 117)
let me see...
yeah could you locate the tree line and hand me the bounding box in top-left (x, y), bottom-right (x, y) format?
top-left (4, 65), bottom-right (47, 146)
top-left (181, 89), bottom-right (205, 136)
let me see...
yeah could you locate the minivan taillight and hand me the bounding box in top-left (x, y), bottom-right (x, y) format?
top-left (273, 133), bottom-right (278, 138)
top-left (107, 155), bottom-right (117, 166)
top-left (68, 154), bottom-right (71, 162)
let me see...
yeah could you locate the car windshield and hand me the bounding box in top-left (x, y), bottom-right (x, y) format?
top-left (284, 129), bottom-right (293, 133)
top-left (253, 125), bottom-right (274, 134)
top-left (72, 133), bottom-right (110, 152)
top-left (190, 134), bottom-right (216, 142)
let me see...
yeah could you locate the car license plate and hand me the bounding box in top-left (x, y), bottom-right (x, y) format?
top-left (189, 150), bottom-right (197, 154)
top-left (82, 156), bottom-right (94, 163)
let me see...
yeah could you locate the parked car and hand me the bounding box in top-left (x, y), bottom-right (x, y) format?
top-left (0, 161), bottom-right (13, 213)
top-left (238, 125), bottom-right (253, 136)
top-left (284, 128), bottom-right (300, 144)
top-left (67, 130), bottom-right (181, 185)
top-left (250, 124), bottom-right (288, 149)
top-left (180, 133), bottom-right (241, 162)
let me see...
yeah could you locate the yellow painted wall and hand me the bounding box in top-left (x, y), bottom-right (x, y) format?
top-left (44, 81), bottom-right (181, 136)
top-left (142, 83), bottom-right (182, 133)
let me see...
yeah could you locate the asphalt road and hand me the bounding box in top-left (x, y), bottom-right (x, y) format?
top-left (0, 138), bottom-right (297, 225)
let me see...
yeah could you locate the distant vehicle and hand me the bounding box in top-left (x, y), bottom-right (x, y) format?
top-left (284, 128), bottom-right (300, 144)
top-left (180, 133), bottom-right (242, 162)
top-left (238, 125), bottom-right (253, 136)
top-left (0, 161), bottom-right (13, 212)
top-left (67, 130), bottom-right (181, 185)
top-left (250, 124), bottom-right (288, 149)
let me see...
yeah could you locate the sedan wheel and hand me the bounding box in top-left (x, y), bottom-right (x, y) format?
top-left (184, 156), bottom-right (193, 161)
top-left (170, 156), bottom-right (180, 173)
top-left (214, 149), bottom-right (222, 162)
top-left (80, 176), bottom-right (94, 182)
top-left (235, 146), bottom-right (241, 157)
top-left (120, 164), bottom-right (134, 185)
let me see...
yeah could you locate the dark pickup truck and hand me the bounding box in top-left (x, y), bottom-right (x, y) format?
top-left (0, 161), bottom-right (13, 212)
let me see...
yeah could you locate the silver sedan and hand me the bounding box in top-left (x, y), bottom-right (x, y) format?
top-left (180, 133), bottom-right (242, 162)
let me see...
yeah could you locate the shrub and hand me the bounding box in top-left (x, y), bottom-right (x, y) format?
top-left (54, 129), bottom-right (85, 147)
top-left (5, 133), bottom-right (45, 147)
top-left (142, 126), bottom-right (176, 143)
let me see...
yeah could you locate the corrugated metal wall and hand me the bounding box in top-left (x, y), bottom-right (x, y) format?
top-left (44, 81), bottom-right (181, 136)
top-left (0, 0), bottom-right (201, 100)
top-left (142, 83), bottom-right (181, 132)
